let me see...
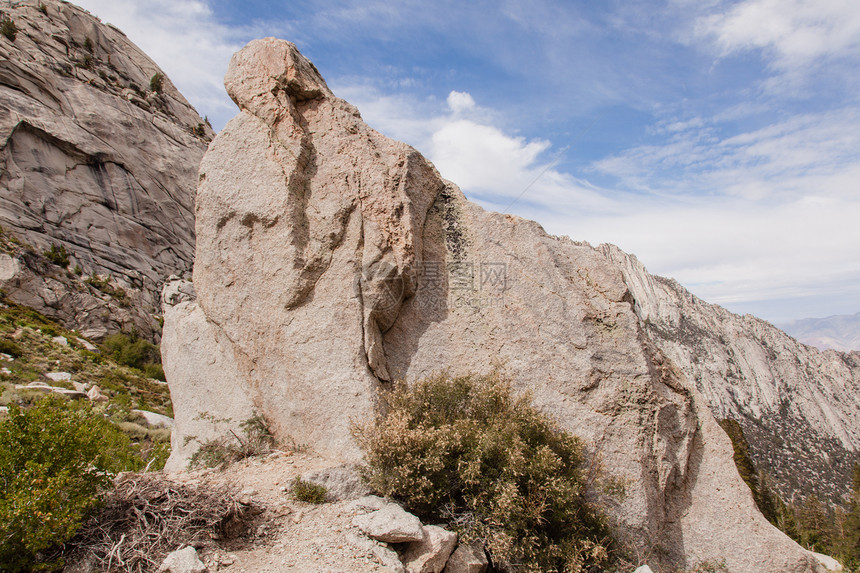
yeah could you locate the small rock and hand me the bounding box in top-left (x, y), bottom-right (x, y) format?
top-left (237, 488), bottom-right (256, 505)
top-left (72, 381), bottom-right (88, 392)
top-left (76, 337), bottom-right (98, 352)
top-left (443, 543), bottom-right (488, 573)
top-left (133, 409), bottom-right (175, 428)
top-left (157, 546), bottom-right (207, 573)
top-left (633, 566), bottom-right (655, 573)
top-left (348, 495), bottom-right (388, 514)
top-left (52, 336), bottom-right (68, 346)
top-left (402, 525), bottom-right (458, 573)
top-left (300, 465), bottom-right (371, 501)
top-left (87, 385), bottom-right (109, 402)
top-left (345, 532), bottom-right (406, 573)
top-left (0, 406), bottom-right (8, 415)
top-left (46, 372), bottom-right (72, 382)
top-left (810, 552), bottom-right (844, 572)
top-left (1, 367), bottom-right (10, 374)
top-left (352, 503), bottom-right (424, 543)
top-left (52, 388), bottom-right (88, 399)
top-left (27, 381), bottom-right (52, 388)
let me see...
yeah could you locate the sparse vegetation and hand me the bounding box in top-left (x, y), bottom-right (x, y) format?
top-left (190, 414), bottom-right (275, 469)
top-left (1, 17), bottom-right (17, 41)
top-left (43, 242), bottom-right (70, 267)
top-left (38, 3), bottom-right (48, 15)
top-left (0, 397), bottom-right (141, 572)
top-left (85, 273), bottom-right (128, 304)
top-left (0, 296), bottom-right (172, 413)
top-left (84, 36), bottom-right (93, 53)
top-left (292, 477), bottom-right (328, 504)
top-left (353, 371), bottom-right (612, 573)
top-left (721, 418), bottom-right (860, 569)
top-left (149, 71), bottom-right (164, 94)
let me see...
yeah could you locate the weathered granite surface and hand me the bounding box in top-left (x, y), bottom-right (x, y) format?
top-left (601, 245), bottom-right (860, 505)
top-left (0, 0), bottom-right (210, 339)
top-left (162, 38), bottom-right (838, 572)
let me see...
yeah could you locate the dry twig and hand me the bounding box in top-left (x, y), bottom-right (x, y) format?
top-left (63, 473), bottom-right (252, 572)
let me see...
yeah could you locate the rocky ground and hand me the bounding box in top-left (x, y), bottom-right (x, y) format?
top-left (154, 453), bottom-right (464, 573)
top-left (174, 453), bottom-right (390, 573)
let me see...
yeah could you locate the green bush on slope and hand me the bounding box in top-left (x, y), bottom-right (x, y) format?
top-left (353, 371), bottom-right (612, 573)
top-left (0, 396), bottom-right (142, 572)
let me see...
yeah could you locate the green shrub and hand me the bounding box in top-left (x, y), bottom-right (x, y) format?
top-left (39, 324), bottom-right (59, 338)
top-left (0, 338), bottom-right (22, 357)
top-left (1, 17), bottom-right (17, 41)
top-left (43, 243), bottom-right (70, 267)
top-left (0, 397), bottom-right (141, 571)
top-left (353, 371), bottom-right (612, 573)
top-left (144, 362), bottom-right (166, 381)
top-left (149, 72), bottom-right (164, 93)
top-left (101, 332), bottom-right (159, 371)
top-left (292, 477), bottom-right (327, 504)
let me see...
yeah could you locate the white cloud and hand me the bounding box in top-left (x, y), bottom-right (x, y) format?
top-left (694, 0), bottom-right (860, 91)
top-left (336, 85), bottom-right (616, 214)
top-left (446, 91), bottom-right (476, 114)
top-left (74, 0), bottom-right (256, 128)
top-left (595, 109), bottom-right (860, 201)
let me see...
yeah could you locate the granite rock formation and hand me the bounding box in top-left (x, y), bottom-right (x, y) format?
top-left (160, 38), bottom-right (849, 572)
top-left (603, 245), bottom-right (860, 505)
top-left (0, 0), bottom-right (210, 340)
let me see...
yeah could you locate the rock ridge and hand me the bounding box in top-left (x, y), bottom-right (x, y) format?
top-left (600, 244), bottom-right (860, 505)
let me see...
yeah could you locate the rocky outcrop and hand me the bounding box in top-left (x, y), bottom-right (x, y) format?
top-left (601, 245), bottom-right (860, 505)
top-left (0, 0), bottom-right (210, 340)
top-left (163, 38), bottom-right (833, 572)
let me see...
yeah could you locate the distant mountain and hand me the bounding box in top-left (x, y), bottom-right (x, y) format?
top-left (779, 312), bottom-right (860, 352)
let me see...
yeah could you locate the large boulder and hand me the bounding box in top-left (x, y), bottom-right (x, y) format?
top-left (163, 38), bottom-right (830, 572)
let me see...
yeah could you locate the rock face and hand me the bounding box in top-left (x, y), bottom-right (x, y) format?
top-left (0, 0), bottom-right (210, 340)
top-left (602, 245), bottom-right (860, 505)
top-left (163, 38), bottom-right (840, 572)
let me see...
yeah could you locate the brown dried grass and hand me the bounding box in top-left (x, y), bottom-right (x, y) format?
top-left (63, 473), bottom-right (253, 572)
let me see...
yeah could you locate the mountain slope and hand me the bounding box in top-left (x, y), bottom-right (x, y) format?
top-left (0, 0), bottom-right (211, 340)
top-left (603, 245), bottom-right (860, 506)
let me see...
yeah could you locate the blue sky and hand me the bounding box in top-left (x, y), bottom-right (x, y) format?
top-left (75, 0), bottom-right (860, 324)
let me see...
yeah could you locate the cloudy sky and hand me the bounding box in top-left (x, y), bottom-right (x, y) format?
top-left (75, 0), bottom-right (860, 324)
